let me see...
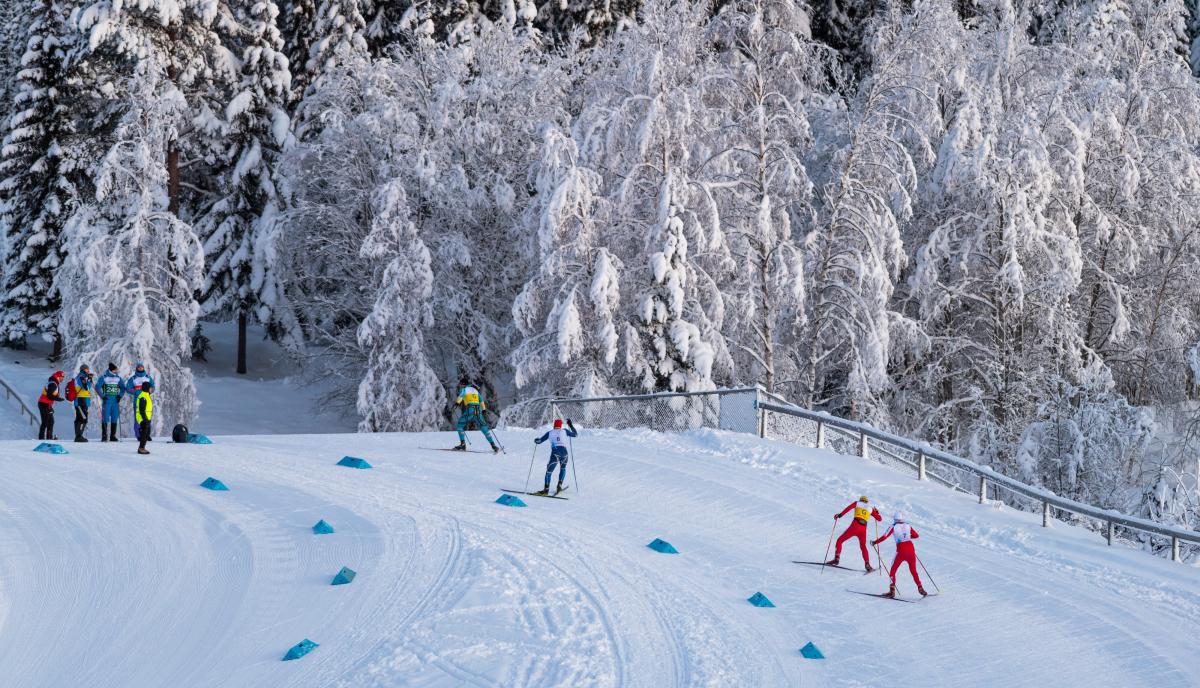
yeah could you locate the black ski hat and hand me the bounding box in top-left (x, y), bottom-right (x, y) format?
top-left (108, 362), bottom-right (118, 371)
top-left (459, 376), bottom-right (470, 387)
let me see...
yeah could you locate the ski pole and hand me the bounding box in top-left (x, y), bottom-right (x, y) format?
top-left (523, 442), bottom-right (538, 494)
top-left (569, 433), bottom-right (580, 496)
top-left (821, 518), bottom-right (837, 575)
top-left (874, 521), bottom-right (883, 576)
top-left (917, 555), bottom-right (940, 593)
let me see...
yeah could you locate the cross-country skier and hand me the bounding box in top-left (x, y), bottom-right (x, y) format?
top-left (36, 371), bottom-right (66, 440)
top-left (135, 381), bottom-right (153, 456)
top-left (872, 512), bottom-right (926, 598)
top-left (126, 363), bottom-right (155, 442)
top-left (533, 418), bottom-right (577, 496)
top-left (71, 364), bottom-right (95, 442)
top-left (826, 495), bottom-right (882, 572)
top-left (97, 363), bottom-right (124, 442)
top-left (452, 378), bottom-right (499, 453)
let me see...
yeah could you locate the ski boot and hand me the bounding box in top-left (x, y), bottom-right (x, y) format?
top-left (100, 425), bottom-right (109, 442)
top-left (918, 585), bottom-right (928, 597)
top-left (865, 563), bottom-right (875, 573)
top-left (451, 442), bottom-right (467, 451)
top-left (490, 443), bottom-right (501, 454)
top-left (533, 486), bottom-right (550, 496)
top-left (555, 481), bottom-right (565, 495)
top-left (137, 448), bottom-right (150, 455)
top-left (883, 583), bottom-right (897, 598)
top-left (824, 557), bottom-right (839, 566)
top-left (109, 424), bottom-right (119, 442)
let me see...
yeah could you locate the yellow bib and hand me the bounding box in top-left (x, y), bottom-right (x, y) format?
top-left (136, 392), bottom-right (153, 423)
top-left (854, 504), bottom-right (871, 521)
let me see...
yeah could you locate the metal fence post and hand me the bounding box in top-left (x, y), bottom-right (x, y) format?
top-left (815, 421), bottom-right (825, 450)
top-left (1106, 521), bottom-right (1114, 546)
top-left (859, 432), bottom-right (869, 460)
top-left (978, 476), bottom-right (987, 504)
top-left (917, 451), bottom-right (926, 481)
top-left (1042, 501), bottom-right (1050, 527)
top-left (1172, 536), bottom-right (1180, 562)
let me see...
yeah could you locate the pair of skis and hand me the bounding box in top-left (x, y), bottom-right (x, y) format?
top-left (793, 561), bottom-right (937, 602)
top-left (502, 485), bottom-right (570, 501)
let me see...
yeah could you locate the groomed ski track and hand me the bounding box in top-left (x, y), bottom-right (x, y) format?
top-left (0, 429), bottom-right (1196, 687)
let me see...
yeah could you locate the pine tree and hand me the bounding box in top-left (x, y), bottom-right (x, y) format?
top-left (356, 180), bottom-right (444, 431)
top-left (0, 0), bottom-right (80, 350)
top-left (198, 0), bottom-right (294, 374)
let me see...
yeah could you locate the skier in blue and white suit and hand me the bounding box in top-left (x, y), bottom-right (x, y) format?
top-left (533, 418), bottom-right (577, 496)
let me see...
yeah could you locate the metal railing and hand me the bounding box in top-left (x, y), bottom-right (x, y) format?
top-left (758, 400), bottom-right (1200, 563)
top-left (0, 374), bottom-right (38, 427)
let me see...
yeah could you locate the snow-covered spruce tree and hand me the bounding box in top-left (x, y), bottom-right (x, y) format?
top-left (706, 0), bottom-right (819, 394)
top-left (0, 0), bottom-right (34, 121)
top-left (800, 0), bottom-right (951, 423)
top-left (355, 180), bottom-right (444, 431)
top-left (197, 0), bottom-right (296, 373)
top-left (280, 0), bottom-right (317, 102)
top-left (0, 0), bottom-right (81, 349)
top-left (299, 0), bottom-right (367, 103)
top-left (511, 125), bottom-right (623, 400)
top-left (57, 61), bottom-right (204, 431)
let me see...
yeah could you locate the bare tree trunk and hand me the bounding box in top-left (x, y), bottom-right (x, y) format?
top-left (237, 310), bottom-right (248, 375)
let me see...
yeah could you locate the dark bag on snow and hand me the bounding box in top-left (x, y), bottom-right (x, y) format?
top-left (172, 424), bottom-right (188, 443)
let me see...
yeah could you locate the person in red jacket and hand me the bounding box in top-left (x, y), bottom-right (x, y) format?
top-left (37, 371), bottom-right (66, 440)
top-left (826, 495), bottom-right (882, 571)
top-left (873, 512), bottom-right (927, 598)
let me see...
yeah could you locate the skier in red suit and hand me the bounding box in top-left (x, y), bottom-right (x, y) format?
top-left (873, 512), bottom-right (927, 597)
top-left (826, 496), bottom-right (882, 571)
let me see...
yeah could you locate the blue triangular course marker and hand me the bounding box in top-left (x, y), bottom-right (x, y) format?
top-left (647, 538), bottom-right (678, 554)
top-left (200, 477), bottom-right (229, 491)
top-left (186, 433), bottom-right (213, 445)
top-left (496, 494), bottom-right (526, 507)
top-left (33, 442), bottom-right (67, 454)
top-left (747, 592), bottom-right (775, 608)
top-left (331, 566), bottom-right (356, 585)
top-left (337, 456), bottom-right (371, 469)
top-left (282, 639), bottom-right (318, 661)
top-left (800, 642), bottom-right (825, 659)
top-left (312, 519), bottom-right (335, 535)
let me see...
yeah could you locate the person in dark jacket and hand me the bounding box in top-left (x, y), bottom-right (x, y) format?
top-left (72, 364), bottom-right (94, 442)
top-left (135, 381), bottom-right (153, 455)
top-left (37, 371), bottom-right (66, 440)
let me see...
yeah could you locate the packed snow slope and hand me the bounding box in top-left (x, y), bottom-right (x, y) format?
top-left (0, 428), bottom-right (1197, 688)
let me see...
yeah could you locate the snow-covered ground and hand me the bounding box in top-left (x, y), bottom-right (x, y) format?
top-left (0, 322), bottom-right (355, 439)
top-left (0, 427), bottom-right (1196, 687)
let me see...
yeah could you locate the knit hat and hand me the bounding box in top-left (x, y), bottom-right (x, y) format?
top-left (893, 512), bottom-right (905, 523)
top-left (108, 362), bottom-right (117, 371)
top-left (553, 419), bottom-right (563, 429)
top-left (859, 495), bottom-right (869, 503)
top-left (52, 370), bottom-right (64, 380)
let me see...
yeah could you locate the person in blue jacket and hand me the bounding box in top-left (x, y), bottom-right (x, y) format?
top-left (97, 363), bottom-right (124, 442)
top-left (533, 418), bottom-right (577, 496)
top-left (125, 363), bottom-right (155, 441)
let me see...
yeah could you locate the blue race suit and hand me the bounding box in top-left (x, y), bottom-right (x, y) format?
top-left (97, 371), bottom-right (125, 423)
top-left (535, 425), bottom-right (578, 489)
top-left (455, 385), bottom-right (497, 447)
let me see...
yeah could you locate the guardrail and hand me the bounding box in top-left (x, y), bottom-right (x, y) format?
top-left (0, 374), bottom-right (38, 427)
top-left (757, 400), bottom-right (1200, 562)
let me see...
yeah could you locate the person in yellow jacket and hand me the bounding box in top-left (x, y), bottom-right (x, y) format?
top-left (135, 381), bottom-right (153, 455)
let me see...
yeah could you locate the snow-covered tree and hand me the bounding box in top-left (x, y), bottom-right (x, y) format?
top-left (0, 0), bottom-right (81, 349)
top-left (356, 180), bottom-right (444, 431)
top-left (57, 61), bottom-right (205, 431)
top-left (198, 0), bottom-right (295, 373)
top-left (300, 0), bottom-right (367, 102)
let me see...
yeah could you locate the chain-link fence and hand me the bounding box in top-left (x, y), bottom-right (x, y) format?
top-left (503, 388), bottom-right (762, 434)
